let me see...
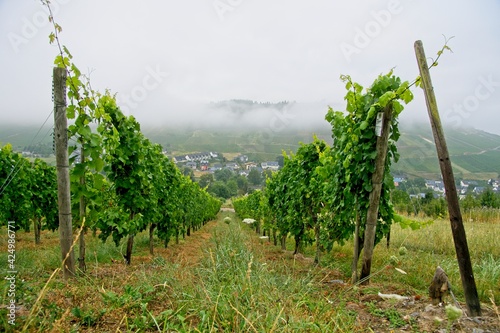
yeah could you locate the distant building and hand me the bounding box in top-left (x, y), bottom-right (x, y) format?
top-left (225, 162), bottom-right (239, 171)
top-left (460, 180), bottom-right (478, 194)
top-left (425, 180), bottom-right (445, 193)
top-left (393, 176), bottom-right (406, 187)
top-left (200, 160), bottom-right (209, 171)
top-left (245, 162), bottom-right (258, 170)
top-left (261, 161), bottom-right (280, 170)
top-left (186, 161), bottom-right (197, 170)
top-left (236, 155), bottom-right (249, 163)
top-left (173, 151), bottom-right (219, 164)
top-left (488, 178), bottom-right (499, 190)
top-left (210, 163), bottom-right (223, 172)
top-left (460, 180), bottom-right (478, 188)
top-left (473, 187), bottom-right (485, 194)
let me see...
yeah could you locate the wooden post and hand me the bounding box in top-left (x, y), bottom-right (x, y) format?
top-left (351, 209), bottom-right (360, 284)
top-left (360, 104), bottom-right (393, 284)
top-left (414, 40), bottom-right (481, 316)
top-left (78, 145), bottom-right (86, 272)
top-left (53, 67), bottom-right (75, 278)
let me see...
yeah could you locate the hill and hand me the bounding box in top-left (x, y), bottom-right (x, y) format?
top-left (141, 124), bottom-right (500, 180)
top-left (394, 124), bottom-right (500, 180)
top-left (1, 122), bottom-right (499, 180)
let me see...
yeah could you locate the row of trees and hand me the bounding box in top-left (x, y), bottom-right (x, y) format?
top-left (234, 70), bottom-right (415, 283)
top-left (0, 54), bottom-right (222, 274)
top-left (198, 168), bottom-right (269, 199)
top-left (392, 188), bottom-right (500, 218)
top-left (0, 145), bottom-right (58, 243)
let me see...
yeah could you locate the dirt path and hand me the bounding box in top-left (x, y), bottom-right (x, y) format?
top-left (151, 219), bottom-right (218, 268)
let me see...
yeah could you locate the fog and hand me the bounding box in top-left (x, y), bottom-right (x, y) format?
top-left (1, 1), bottom-right (499, 135)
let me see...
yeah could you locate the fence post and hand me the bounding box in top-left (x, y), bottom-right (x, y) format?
top-left (414, 40), bottom-right (481, 316)
top-left (360, 104), bottom-right (393, 284)
top-left (53, 67), bottom-right (75, 278)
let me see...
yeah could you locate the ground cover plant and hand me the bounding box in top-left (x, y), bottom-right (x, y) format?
top-left (1, 211), bottom-right (499, 332)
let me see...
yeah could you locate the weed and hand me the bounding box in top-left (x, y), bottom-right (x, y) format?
top-left (367, 301), bottom-right (406, 328)
top-left (71, 306), bottom-right (106, 327)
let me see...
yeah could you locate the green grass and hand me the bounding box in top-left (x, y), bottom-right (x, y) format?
top-left (0, 212), bottom-right (499, 332)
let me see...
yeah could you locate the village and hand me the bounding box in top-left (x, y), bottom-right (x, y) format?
top-left (171, 151), bottom-right (280, 176)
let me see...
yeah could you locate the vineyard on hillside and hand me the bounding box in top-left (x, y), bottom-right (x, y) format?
top-left (0, 2), bottom-right (499, 332)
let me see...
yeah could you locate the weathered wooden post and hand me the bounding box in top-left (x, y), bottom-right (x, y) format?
top-left (78, 145), bottom-right (86, 272)
top-left (414, 40), bottom-right (481, 316)
top-left (53, 67), bottom-right (75, 278)
top-left (360, 104), bottom-right (393, 284)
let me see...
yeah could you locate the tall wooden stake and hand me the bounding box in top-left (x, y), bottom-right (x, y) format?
top-left (53, 67), bottom-right (75, 278)
top-left (78, 145), bottom-right (86, 272)
top-left (360, 104), bottom-right (393, 284)
top-left (414, 40), bottom-right (481, 316)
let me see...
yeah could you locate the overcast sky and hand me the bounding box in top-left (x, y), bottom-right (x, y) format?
top-left (1, 0), bottom-right (499, 134)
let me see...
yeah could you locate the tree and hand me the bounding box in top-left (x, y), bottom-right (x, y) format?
top-left (0, 145), bottom-right (32, 232)
top-left (97, 96), bottom-right (151, 265)
top-left (208, 181), bottom-right (231, 199)
top-left (320, 70), bottom-right (413, 283)
top-left (247, 169), bottom-right (262, 186)
top-left (480, 188), bottom-right (499, 208)
top-left (198, 173), bottom-right (214, 188)
top-left (391, 189), bottom-right (410, 213)
top-left (182, 166), bottom-right (195, 182)
top-left (235, 175), bottom-right (249, 194)
top-left (266, 138), bottom-right (327, 261)
top-left (30, 159), bottom-right (59, 244)
top-left (226, 179), bottom-right (238, 197)
top-left (214, 168), bottom-right (233, 182)
top-left (460, 193), bottom-right (479, 212)
top-left (261, 169), bottom-right (274, 184)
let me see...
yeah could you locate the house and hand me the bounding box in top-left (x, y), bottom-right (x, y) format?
top-left (394, 177), bottom-right (406, 183)
top-left (425, 180), bottom-right (444, 192)
top-left (210, 163), bottom-right (223, 172)
top-left (200, 160), bottom-right (209, 171)
top-left (460, 180), bottom-right (478, 188)
top-left (245, 162), bottom-right (258, 170)
top-left (236, 155), bottom-right (249, 163)
top-left (393, 176), bottom-right (406, 187)
top-left (173, 155), bottom-right (188, 163)
top-left (225, 162), bottom-right (239, 171)
top-left (186, 161), bottom-right (197, 170)
top-left (473, 187), bottom-right (485, 194)
top-left (186, 152), bottom-right (211, 162)
top-left (173, 151), bottom-right (222, 164)
top-left (261, 161), bottom-right (280, 170)
top-left (488, 178), bottom-right (499, 189)
top-left (460, 180), bottom-right (478, 194)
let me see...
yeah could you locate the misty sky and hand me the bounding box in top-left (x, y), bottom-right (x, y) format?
top-left (1, 0), bottom-right (499, 134)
